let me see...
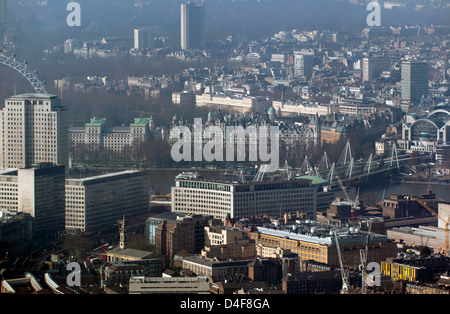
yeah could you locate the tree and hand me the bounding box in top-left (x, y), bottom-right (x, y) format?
top-left (62, 234), bottom-right (92, 260)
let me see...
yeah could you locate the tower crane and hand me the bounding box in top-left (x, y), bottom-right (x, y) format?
top-left (336, 176), bottom-right (360, 216)
top-left (359, 220), bottom-right (372, 294)
top-left (334, 231), bottom-right (350, 294)
top-left (412, 197), bottom-right (449, 255)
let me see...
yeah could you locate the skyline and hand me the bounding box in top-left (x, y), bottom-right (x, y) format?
top-left (0, 0), bottom-right (449, 300)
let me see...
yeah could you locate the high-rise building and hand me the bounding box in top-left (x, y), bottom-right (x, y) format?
top-left (0, 94), bottom-right (69, 171)
top-left (362, 56), bottom-right (390, 82)
top-left (134, 28), bottom-right (150, 50)
top-left (294, 54), bottom-right (314, 78)
top-left (0, 0), bottom-right (6, 22)
top-left (401, 60), bottom-right (429, 104)
top-left (0, 165), bottom-right (66, 236)
top-left (65, 170), bottom-right (150, 233)
top-left (181, 2), bottom-right (205, 50)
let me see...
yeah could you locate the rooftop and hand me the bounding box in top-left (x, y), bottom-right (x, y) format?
top-left (107, 248), bottom-right (155, 259)
top-left (255, 220), bottom-right (389, 246)
top-left (8, 93), bottom-right (57, 100)
top-left (296, 175), bottom-right (329, 186)
top-left (66, 170), bottom-right (145, 184)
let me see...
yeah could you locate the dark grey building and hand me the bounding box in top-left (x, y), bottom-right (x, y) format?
top-left (0, 0), bottom-right (6, 22)
top-left (181, 2), bottom-right (205, 50)
top-left (401, 60), bottom-right (429, 104)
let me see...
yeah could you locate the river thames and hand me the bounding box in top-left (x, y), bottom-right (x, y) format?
top-left (142, 169), bottom-right (450, 202)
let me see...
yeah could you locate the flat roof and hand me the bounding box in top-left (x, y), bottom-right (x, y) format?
top-left (147, 212), bottom-right (188, 221)
top-left (107, 248), bottom-right (155, 259)
top-left (8, 93), bottom-right (57, 100)
top-left (66, 170), bottom-right (145, 184)
top-left (255, 221), bottom-right (389, 246)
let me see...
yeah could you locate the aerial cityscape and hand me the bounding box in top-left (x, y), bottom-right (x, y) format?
top-left (0, 0), bottom-right (449, 302)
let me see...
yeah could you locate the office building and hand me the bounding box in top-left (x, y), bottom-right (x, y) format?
top-left (362, 56), bottom-right (390, 82)
top-left (381, 256), bottom-right (450, 283)
top-left (145, 212), bottom-right (187, 246)
top-left (65, 170), bottom-right (150, 233)
top-left (0, 165), bottom-right (65, 236)
top-left (69, 117), bottom-right (155, 159)
top-left (155, 214), bottom-right (212, 261)
top-left (171, 178), bottom-right (317, 221)
top-left (0, 94), bottom-right (68, 171)
top-left (0, 0), bottom-right (6, 22)
top-left (249, 220), bottom-right (397, 269)
top-left (294, 54), bottom-right (314, 78)
top-left (134, 28), bottom-right (150, 50)
top-left (182, 255), bottom-right (252, 277)
top-left (181, 2), bottom-right (205, 50)
top-left (401, 60), bottom-right (429, 104)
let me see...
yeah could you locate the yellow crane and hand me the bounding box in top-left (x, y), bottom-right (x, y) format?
top-left (412, 197), bottom-right (449, 255)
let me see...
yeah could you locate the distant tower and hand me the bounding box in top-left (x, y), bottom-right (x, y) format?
top-left (149, 116), bottom-right (155, 131)
top-left (310, 114), bottom-right (321, 146)
top-left (0, 0), bottom-right (6, 22)
top-left (119, 215), bottom-right (127, 250)
top-left (181, 2), bottom-right (205, 50)
top-left (401, 60), bottom-right (429, 105)
top-left (134, 28), bottom-right (151, 50)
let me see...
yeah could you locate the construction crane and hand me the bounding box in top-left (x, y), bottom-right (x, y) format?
top-left (334, 231), bottom-right (350, 294)
top-left (336, 176), bottom-right (360, 216)
top-left (337, 176), bottom-right (351, 202)
top-left (412, 197), bottom-right (449, 255)
top-left (359, 220), bottom-right (372, 294)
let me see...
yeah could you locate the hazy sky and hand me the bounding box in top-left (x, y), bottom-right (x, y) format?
top-left (9, 0), bottom-right (449, 43)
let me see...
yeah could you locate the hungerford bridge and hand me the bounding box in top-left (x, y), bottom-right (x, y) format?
top-left (292, 140), bottom-right (430, 187)
top-left (253, 140), bottom-right (432, 187)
